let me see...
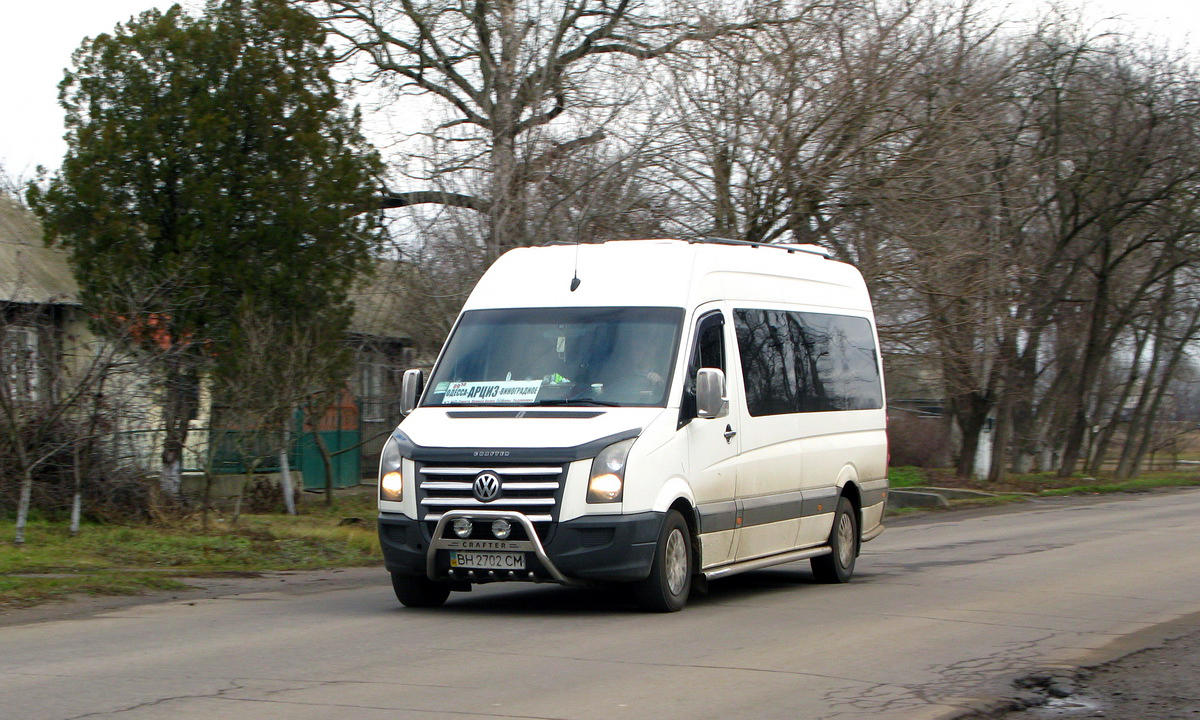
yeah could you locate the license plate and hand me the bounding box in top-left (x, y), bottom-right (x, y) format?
top-left (449, 551), bottom-right (526, 570)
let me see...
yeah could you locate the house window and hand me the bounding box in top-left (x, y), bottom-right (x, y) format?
top-left (2, 326), bottom-right (40, 403)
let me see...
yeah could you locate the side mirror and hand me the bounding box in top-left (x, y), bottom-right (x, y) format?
top-left (695, 368), bottom-right (728, 419)
top-left (400, 368), bottom-right (424, 416)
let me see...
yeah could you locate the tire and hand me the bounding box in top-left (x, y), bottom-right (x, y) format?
top-left (811, 496), bottom-right (858, 584)
top-left (391, 572), bottom-right (452, 608)
top-left (634, 510), bottom-right (693, 612)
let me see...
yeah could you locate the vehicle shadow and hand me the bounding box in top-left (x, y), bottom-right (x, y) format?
top-left (395, 564), bottom-right (880, 616)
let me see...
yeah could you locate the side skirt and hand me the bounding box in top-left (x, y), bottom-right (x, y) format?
top-left (701, 545), bottom-right (832, 582)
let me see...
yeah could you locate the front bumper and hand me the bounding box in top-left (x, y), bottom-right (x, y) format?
top-left (379, 510), bottom-right (664, 585)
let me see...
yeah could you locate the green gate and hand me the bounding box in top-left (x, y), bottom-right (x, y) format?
top-left (206, 398), bottom-right (361, 490)
top-left (296, 399), bottom-right (361, 490)
top-left (295, 428), bottom-right (361, 490)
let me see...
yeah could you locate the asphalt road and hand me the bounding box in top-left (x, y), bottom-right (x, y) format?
top-left (2, 488), bottom-right (1199, 720)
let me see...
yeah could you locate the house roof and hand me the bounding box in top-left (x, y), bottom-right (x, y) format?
top-left (348, 258), bottom-right (410, 341)
top-left (0, 195), bottom-right (80, 306)
top-left (2, 194), bottom-right (410, 341)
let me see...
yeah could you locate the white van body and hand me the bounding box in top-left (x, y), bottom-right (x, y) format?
top-left (378, 239), bottom-right (888, 611)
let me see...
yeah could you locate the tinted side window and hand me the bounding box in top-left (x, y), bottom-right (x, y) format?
top-left (680, 312), bottom-right (727, 424)
top-left (733, 309), bottom-right (795, 416)
top-left (696, 315), bottom-right (725, 373)
top-left (734, 309), bottom-right (882, 416)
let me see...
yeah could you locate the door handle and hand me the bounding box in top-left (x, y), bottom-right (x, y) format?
top-left (723, 425), bottom-right (737, 443)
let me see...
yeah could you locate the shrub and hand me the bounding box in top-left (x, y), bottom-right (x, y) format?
top-left (245, 476), bottom-right (287, 514)
top-left (887, 412), bottom-right (952, 467)
top-left (0, 417), bottom-right (170, 523)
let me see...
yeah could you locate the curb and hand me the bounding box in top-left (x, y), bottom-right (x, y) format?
top-left (889, 489), bottom-right (951, 508)
top-left (888, 486), bottom-right (1025, 509)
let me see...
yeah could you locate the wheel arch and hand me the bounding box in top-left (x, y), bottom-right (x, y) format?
top-left (836, 472), bottom-right (864, 554)
top-left (668, 497), bottom-right (701, 574)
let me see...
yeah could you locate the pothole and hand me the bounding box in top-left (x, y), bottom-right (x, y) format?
top-left (1006, 672), bottom-right (1107, 718)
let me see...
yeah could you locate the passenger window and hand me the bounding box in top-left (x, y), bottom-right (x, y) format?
top-left (734, 308), bottom-right (882, 416)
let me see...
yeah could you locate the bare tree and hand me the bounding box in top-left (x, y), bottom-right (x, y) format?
top-left (0, 163), bottom-right (30, 206)
top-left (291, 0), bottom-right (1200, 482)
top-left (1112, 269), bottom-right (1200, 478)
top-left (301, 0), bottom-right (807, 259)
top-left (842, 10), bottom-right (1200, 478)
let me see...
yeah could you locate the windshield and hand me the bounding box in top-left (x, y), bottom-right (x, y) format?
top-left (424, 307), bottom-right (684, 407)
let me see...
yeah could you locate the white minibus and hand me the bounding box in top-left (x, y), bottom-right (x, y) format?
top-left (378, 238), bottom-right (888, 611)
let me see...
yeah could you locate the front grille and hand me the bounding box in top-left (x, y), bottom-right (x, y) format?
top-left (416, 461), bottom-right (565, 538)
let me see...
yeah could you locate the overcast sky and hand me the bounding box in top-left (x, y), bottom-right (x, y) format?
top-left (2, 0), bottom-right (1197, 184)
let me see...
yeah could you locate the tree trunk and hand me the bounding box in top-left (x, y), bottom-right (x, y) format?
top-left (14, 464), bottom-right (34, 546)
top-left (986, 328), bottom-right (1020, 483)
top-left (201, 469), bottom-right (213, 531)
top-left (1058, 270), bottom-right (1113, 478)
top-left (1008, 330), bottom-right (1042, 474)
top-left (71, 442), bottom-right (84, 537)
top-left (312, 427), bottom-right (335, 507)
top-left (1118, 300), bottom-right (1200, 479)
top-left (1087, 328), bottom-right (1149, 475)
top-left (987, 395), bottom-right (1012, 483)
top-left (233, 472), bottom-right (249, 524)
top-left (160, 359), bottom-right (199, 496)
top-left (487, 0), bottom-right (524, 260)
top-left (954, 392), bottom-right (991, 478)
top-left (72, 380), bottom-right (108, 537)
top-left (1114, 333), bottom-right (1165, 479)
top-left (712, 145), bottom-right (738, 237)
top-left (279, 422), bottom-right (297, 515)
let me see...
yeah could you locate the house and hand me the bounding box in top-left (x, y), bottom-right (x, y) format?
top-left (1, 195), bottom-right (210, 482)
top-left (1, 194), bottom-right (412, 493)
top-left (0, 194), bottom-right (82, 403)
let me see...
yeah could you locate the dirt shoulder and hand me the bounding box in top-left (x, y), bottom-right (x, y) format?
top-left (0, 565), bottom-right (383, 628)
top-left (887, 489), bottom-right (1200, 720)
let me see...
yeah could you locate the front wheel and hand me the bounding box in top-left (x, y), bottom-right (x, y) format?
top-left (634, 510), bottom-right (693, 612)
top-left (391, 573), bottom-right (451, 608)
top-left (811, 496), bottom-right (858, 584)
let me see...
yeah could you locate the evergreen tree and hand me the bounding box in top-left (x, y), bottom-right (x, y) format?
top-left (30, 0), bottom-right (383, 494)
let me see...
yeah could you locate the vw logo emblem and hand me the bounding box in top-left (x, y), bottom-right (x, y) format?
top-left (473, 472), bottom-right (502, 502)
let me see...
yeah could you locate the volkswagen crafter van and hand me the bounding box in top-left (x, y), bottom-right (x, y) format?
top-left (378, 238), bottom-right (888, 611)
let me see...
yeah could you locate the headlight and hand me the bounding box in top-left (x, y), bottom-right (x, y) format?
top-left (588, 438), bottom-right (635, 503)
top-left (379, 436), bottom-right (404, 502)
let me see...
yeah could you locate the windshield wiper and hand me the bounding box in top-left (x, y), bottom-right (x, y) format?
top-left (529, 397), bottom-right (620, 407)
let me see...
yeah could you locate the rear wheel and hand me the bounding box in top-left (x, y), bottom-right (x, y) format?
top-left (811, 496), bottom-right (858, 583)
top-left (634, 510), bottom-right (693, 612)
top-left (391, 573), bottom-right (451, 608)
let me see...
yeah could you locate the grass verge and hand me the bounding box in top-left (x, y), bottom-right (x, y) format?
top-left (1039, 475), bottom-right (1200, 496)
top-left (887, 466), bottom-right (929, 488)
top-left (887, 465), bottom-right (1200, 515)
top-left (0, 494), bottom-right (380, 610)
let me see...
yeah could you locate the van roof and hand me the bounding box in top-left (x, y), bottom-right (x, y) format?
top-left (464, 239), bottom-right (872, 315)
